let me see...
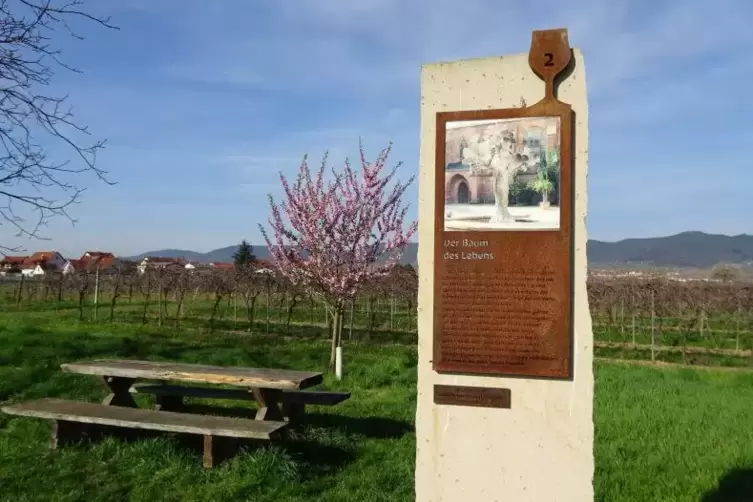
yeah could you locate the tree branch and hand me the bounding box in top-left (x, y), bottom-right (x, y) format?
top-left (0, 0), bottom-right (118, 249)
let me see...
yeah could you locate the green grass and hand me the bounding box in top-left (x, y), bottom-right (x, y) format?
top-left (1, 310), bottom-right (752, 501)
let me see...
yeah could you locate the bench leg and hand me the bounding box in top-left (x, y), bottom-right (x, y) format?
top-left (155, 394), bottom-right (184, 412)
top-left (202, 435), bottom-right (238, 468)
top-left (251, 388), bottom-right (283, 421)
top-left (102, 376), bottom-right (138, 407)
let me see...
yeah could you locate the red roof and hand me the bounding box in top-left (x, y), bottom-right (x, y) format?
top-left (21, 258), bottom-right (51, 270)
top-left (83, 254), bottom-right (116, 269)
top-left (29, 251), bottom-right (61, 262)
top-left (210, 262), bottom-right (234, 269)
top-left (0, 256), bottom-right (27, 265)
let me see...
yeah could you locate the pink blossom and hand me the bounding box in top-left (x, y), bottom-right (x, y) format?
top-left (259, 140), bottom-right (417, 307)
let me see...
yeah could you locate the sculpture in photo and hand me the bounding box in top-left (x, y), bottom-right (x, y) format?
top-left (444, 116), bottom-right (561, 231)
top-left (462, 128), bottom-right (535, 223)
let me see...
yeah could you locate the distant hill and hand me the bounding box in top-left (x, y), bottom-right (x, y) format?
top-left (587, 231), bottom-right (753, 268)
top-left (129, 231), bottom-right (753, 269)
top-left (128, 244), bottom-right (419, 265)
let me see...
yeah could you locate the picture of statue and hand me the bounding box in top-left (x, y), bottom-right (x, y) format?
top-left (461, 128), bottom-right (534, 223)
top-left (444, 117), bottom-right (561, 231)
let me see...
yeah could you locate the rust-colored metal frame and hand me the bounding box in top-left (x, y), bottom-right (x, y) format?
top-left (432, 29), bottom-right (575, 379)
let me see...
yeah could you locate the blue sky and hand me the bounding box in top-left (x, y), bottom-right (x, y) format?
top-left (1, 0), bottom-right (751, 258)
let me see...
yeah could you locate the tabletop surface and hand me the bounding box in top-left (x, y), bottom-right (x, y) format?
top-left (61, 359), bottom-right (324, 390)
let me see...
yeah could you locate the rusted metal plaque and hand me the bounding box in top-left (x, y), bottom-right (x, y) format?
top-left (433, 385), bottom-right (511, 409)
top-left (432, 29), bottom-right (574, 379)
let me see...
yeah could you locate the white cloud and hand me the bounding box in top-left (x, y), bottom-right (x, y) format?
top-left (162, 0), bottom-right (753, 130)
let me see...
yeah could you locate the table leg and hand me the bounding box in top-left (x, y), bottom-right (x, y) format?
top-left (282, 401), bottom-right (305, 423)
top-left (250, 388), bottom-right (283, 421)
top-left (101, 376), bottom-right (138, 407)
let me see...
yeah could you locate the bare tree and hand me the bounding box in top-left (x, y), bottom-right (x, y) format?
top-left (0, 1), bottom-right (117, 251)
top-left (236, 266), bottom-right (264, 331)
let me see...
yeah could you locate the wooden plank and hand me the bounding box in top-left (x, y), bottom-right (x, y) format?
top-left (61, 359), bottom-right (323, 390)
top-left (131, 383), bottom-right (351, 405)
top-left (131, 383), bottom-right (255, 401)
top-left (1, 398), bottom-right (287, 439)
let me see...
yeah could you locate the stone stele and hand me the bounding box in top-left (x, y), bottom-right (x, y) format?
top-left (415, 50), bottom-right (593, 501)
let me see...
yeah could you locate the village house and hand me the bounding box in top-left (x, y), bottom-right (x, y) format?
top-left (209, 262), bottom-right (234, 270)
top-left (28, 251), bottom-right (66, 271)
top-left (20, 257), bottom-right (62, 277)
top-left (137, 256), bottom-right (186, 275)
top-left (254, 259), bottom-right (275, 275)
top-left (62, 259), bottom-right (85, 275)
top-left (63, 251), bottom-right (119, 275)
top-left (0, 256), bottom-right (26, 275)
top-left (20, 260), bottom-right (47, 277)
top-left (1, 251), bottom-right (66, 277)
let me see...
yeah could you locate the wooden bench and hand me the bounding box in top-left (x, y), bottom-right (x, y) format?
top-left (61, 359), bottom-right (326, 422)
top-left (1, 398), bottom-right (288, 468)
top-left (130, 383), bottom-right (351, 422)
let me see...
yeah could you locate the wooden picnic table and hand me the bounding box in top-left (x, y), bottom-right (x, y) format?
top-left (61, 359), bottom-right (324, 422)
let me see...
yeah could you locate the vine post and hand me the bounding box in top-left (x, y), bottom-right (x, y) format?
top-left (650, 289), bottom-right (656, 361)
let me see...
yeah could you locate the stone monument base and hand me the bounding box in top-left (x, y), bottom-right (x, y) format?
top-left (415, 46), bottom-right (593, 502)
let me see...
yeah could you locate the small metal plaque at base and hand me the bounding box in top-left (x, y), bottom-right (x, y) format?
top-left (433, 385), bottom-right (511, 409)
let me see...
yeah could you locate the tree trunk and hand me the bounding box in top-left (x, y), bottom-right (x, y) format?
top-left (244, 292), bottom-right (259, 331)
top-left (16, 274), bottom-right (25, 306)
top-left (277, 293), bottom-right (286, 323)
top-left (309, 296), bottom-right (315, 326)
top-left (109, 275), bottom-right (121, 323)
top-left (141, 276), bottom-right (152, 325)
top-left (233, 293), bottom-right (237, 328)
top-left (157, 287), bottom-right (163, 327)
top-left (389, 294), bottom-right (394, 331)
top-left (78, 288), bottom-right (87, 321)
top-left (349, 298), bottom-right (355, 341)
top-left (209, 293), bottom-right (223, 333)
top-left (57, 276), bottom-right (64, 303)
top-left (175, 291), bottom-right (186, 328)
top-left (285, 293), bottom-right (300, 335)
top-left (265, 282), bottom-right (271, 333)
top-left (328, 305), bottom-right (344, 376)
top-left (93, 267), bottom-right (100, 321)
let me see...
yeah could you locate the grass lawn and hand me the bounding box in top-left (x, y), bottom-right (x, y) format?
top-left (1, 312), bottom-right (753, 501)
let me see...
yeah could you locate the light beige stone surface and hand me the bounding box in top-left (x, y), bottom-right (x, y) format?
top-left (415, 50), bottom-right (593, 502)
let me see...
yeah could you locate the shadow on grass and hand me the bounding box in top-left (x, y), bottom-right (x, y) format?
top-left (133, 404), bottom-right (361, 475)
top-left (301, 413), bottom-right (414, 439)
top-left (702, 468), bottom-right (753, 502)
top-left (175, 404), bottom-right (412, 435)
top-left (175, 405), bottom-right (413, 440)
top-left (49, 422), bottom-right (355, 472)
top-left (279, 439), bottom-right (356, 479)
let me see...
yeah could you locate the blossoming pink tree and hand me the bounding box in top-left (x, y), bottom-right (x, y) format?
top-left (260, 141), bottom-right (417, 376)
